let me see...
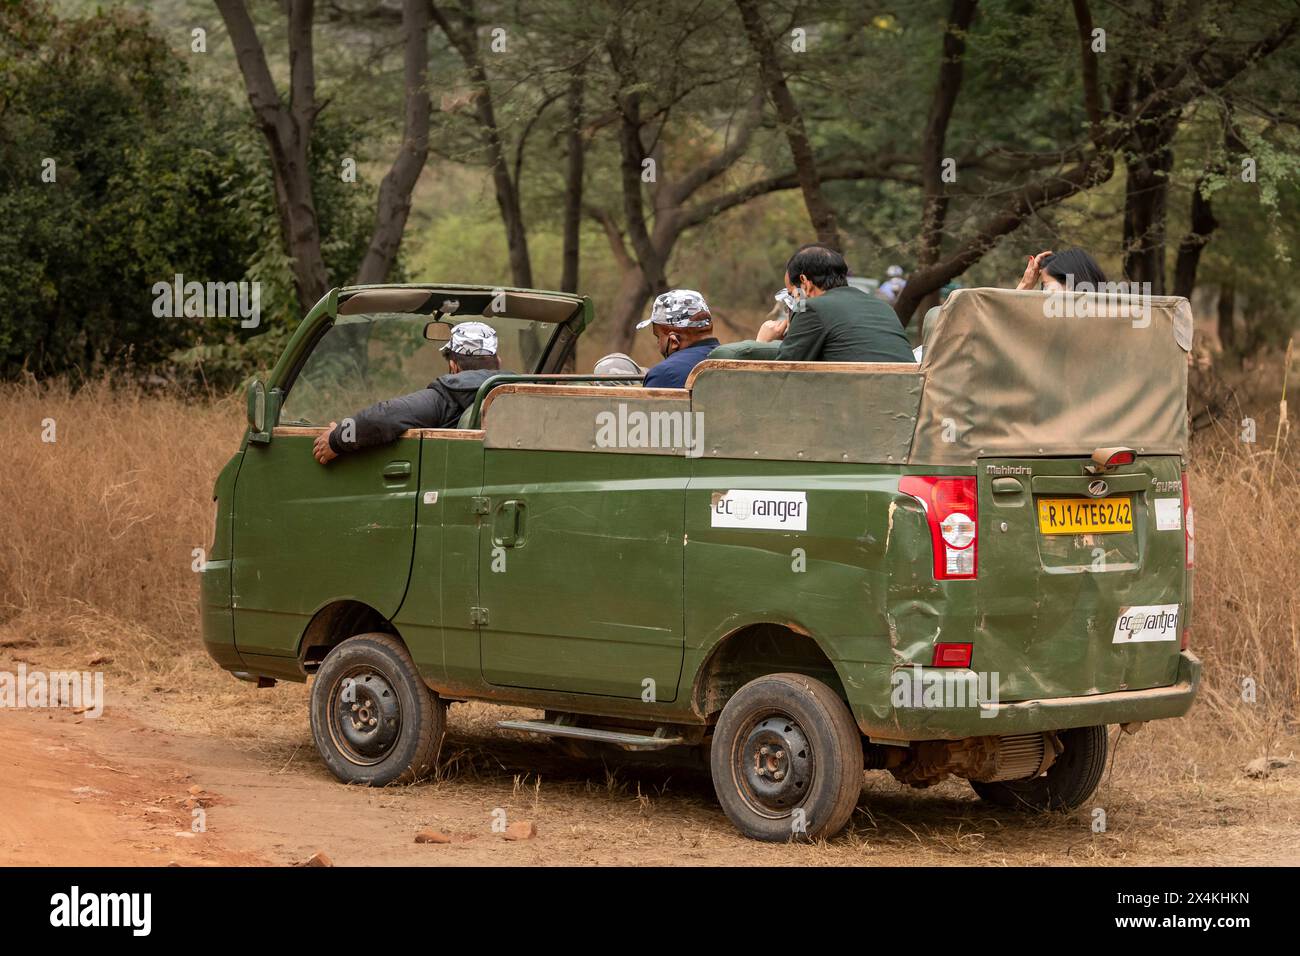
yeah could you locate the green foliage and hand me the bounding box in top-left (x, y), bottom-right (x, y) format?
top-left (0, 3), bottom-right (242, 378)
top-left (0, 1), bottom-right (373, 386)
top-left (179, 110), bottom-right (378, 384)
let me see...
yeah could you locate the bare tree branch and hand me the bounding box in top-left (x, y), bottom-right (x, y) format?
top-left (735, 0), bottom-right (841, 247)
top-left (679, 156), bottom-right (917, 230)
top-left (215, 0), bottom-right (330, 309)
top-left (1072, 0), bottom-right (1104, 145)
top-left (430, 0), bottom-right (534, 286)
top-left (355, 0), bottom-right (431, 285)
top-left (916, 0), bottom-right (978, 274)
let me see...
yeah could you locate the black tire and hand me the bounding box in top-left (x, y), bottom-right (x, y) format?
top-left (309, 633), bottom-right (445, 786)
top-left (710, 673), bottom-right (864, 842)
top-left (970, 725), bottom-right (1108, 811)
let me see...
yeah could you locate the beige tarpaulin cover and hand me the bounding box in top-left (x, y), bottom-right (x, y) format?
top-left (483, 385), bottom-right (692, 455)
top-left (910, 287), bottom-right (1192, 465)
top-left (690, 361), bottom-right (922, 463)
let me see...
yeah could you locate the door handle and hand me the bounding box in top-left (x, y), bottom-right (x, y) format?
top-left (495, 499), bottom-right (526, 547)
top-left (382, 460), bottom-right (412, 481)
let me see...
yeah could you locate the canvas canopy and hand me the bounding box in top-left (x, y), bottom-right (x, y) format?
top-left (909, 287), bottom-right (1192, 466)
top-left (469, 287), bottom-right (1191, 467)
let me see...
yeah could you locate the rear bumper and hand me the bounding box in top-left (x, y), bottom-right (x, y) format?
top-left (852, 651), bottom-right (1201, 741)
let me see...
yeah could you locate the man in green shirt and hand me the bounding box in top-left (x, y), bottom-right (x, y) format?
top-left (757, 244), bottom-right (915, 363)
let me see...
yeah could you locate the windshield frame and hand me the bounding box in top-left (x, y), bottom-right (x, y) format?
top-left (273, 288), bottom-right (581, 427)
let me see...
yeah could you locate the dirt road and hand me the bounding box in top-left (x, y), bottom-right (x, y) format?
top-left (3, 687), bottom-right (1298, 867)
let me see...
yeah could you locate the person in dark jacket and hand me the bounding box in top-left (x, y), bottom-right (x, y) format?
top-left (757, 244), bottom-right (914, 363)
top-left (312, 321), bottom-right (510, 464)
top-left (638, 289), bottom-right (721, 388)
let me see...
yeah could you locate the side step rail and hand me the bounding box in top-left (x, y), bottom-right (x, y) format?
top-left (497, 718), bottom-right (684, 752)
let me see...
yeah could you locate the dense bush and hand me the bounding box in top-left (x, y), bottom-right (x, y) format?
top-left (0, 2), bottom-right (371, 387)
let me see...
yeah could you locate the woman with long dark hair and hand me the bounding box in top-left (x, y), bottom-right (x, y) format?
top-left (1016, 247), bottom-right (1107, 291)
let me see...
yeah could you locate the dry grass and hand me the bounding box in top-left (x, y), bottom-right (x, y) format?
top-left (0, 378), bottom-right (239, 635)
top-left (0, 373), bottom-right (1295, 768)
top-left (0, 377), bottom-right (307, 745)
top-left (1187, 367), bottom-right (1300, 745)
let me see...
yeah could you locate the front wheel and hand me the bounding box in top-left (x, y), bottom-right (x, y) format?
top-left (710, 673), bottom-right (864, 842)
top-left (970, 725), bottom-right (1109, 811)
top-left (309, 633), bottom-right (445, 786)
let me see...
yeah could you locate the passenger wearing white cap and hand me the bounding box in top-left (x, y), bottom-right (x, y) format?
top-left (637, 289), bottom-right (721, 388)
top-left (313, 320), bottom-right (511, 464)
top-left (877, 264), bottom-right (907, 305)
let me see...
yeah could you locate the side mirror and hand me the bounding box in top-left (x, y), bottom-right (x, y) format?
top-left (247, 379), bottom-right (271, 443)
top-left (423, 320), bottom-right (453, 344)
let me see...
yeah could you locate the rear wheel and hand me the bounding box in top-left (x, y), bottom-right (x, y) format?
top-left (710, 673), bottom-right (864, 842)
top-left (970, 725), bottom-right (1108, 811)
top-left (309, 633), bottom-right (445, 786)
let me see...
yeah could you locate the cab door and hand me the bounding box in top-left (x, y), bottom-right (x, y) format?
top-left (230, 427), bottom-right (421, 660)
top-left (476, 449), bottom-right (687, 700)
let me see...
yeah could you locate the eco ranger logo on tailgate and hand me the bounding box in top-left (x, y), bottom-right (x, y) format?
top-left (711, 490), bottom-right (808, 531)
top-left (1112, 604), bottom-right (1180, 643)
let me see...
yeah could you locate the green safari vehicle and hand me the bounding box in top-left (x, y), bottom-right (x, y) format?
top-left (202, 283), bottom-right (1200, 842)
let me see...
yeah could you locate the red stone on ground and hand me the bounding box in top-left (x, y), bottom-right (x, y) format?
top-left (502, 821), bottom-right (536, 841)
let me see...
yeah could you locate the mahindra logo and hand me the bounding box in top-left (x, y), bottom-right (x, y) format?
top-left (1087, 479), bottom-right (1109, 497)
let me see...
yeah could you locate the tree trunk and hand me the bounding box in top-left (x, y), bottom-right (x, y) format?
top-left (216, 0), bottom-right (331, 312)
top-left (1173, 173), bottom-right (1218, 300)
top-left (561, 68), bottom-right (586, 293)
top-left (1242, 295), bottom-right (1267, 359)
top-left (276, 138), bottom-right (331, 310)
top-left (1121, 66), bottom-right (1178, 294)
top-left (1122, 153), bottom-right (1172, 293)
top-left (735, 0), bottom-right (842, 249)
top-left (355, 0), bottom-right (431, 285)
top-left (1217, 280), bottom-right (1235, 358)
top-left (479, 76), bottom-right (533, 288)
top-left (606, 268), bottom-right (654, 354)
top-left (916, 0), bottom-right (978, 280)
top-left (431, 2), bottom-right (533, 288)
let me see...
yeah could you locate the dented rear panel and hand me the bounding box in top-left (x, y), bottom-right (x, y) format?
top-left (974, 456), bottom-right (1188, 700)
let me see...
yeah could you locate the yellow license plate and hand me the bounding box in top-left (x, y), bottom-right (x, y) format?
top-left (1037, 496), bottom-right (1133, 534)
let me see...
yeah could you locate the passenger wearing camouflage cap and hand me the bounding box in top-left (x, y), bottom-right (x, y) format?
top-left (637, 289), bottom-right (721, 389)
top-left (313, 320), bottom-right (514, 464)
top-left (438, 320), bottom-right (498, 358)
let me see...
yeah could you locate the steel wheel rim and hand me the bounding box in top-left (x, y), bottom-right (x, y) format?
top-left (730, 710), bottom-right (815, 819)
top-left (326, 665), bottom-right (403, 766)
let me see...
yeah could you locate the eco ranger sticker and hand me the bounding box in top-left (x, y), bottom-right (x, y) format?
top-left (1112, 604), bottom-right (1180, 643)
top-left (711, 490), bottom-right (807, 531)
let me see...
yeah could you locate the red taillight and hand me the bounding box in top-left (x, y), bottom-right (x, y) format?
top-left (932, 642), bottom-right (973, 668)
top-left (1182, 470), bottom-right (1194, 568)
top-left (1105, 450), bottom-right (1136, 468)
top-left (899, 475), bottom-right (978, 579)
top-left (1180, 627), bottom-right (1190, 651)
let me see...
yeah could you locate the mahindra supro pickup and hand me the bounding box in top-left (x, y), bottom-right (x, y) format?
top-left (201, 283), bottom-right (1199, 841)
